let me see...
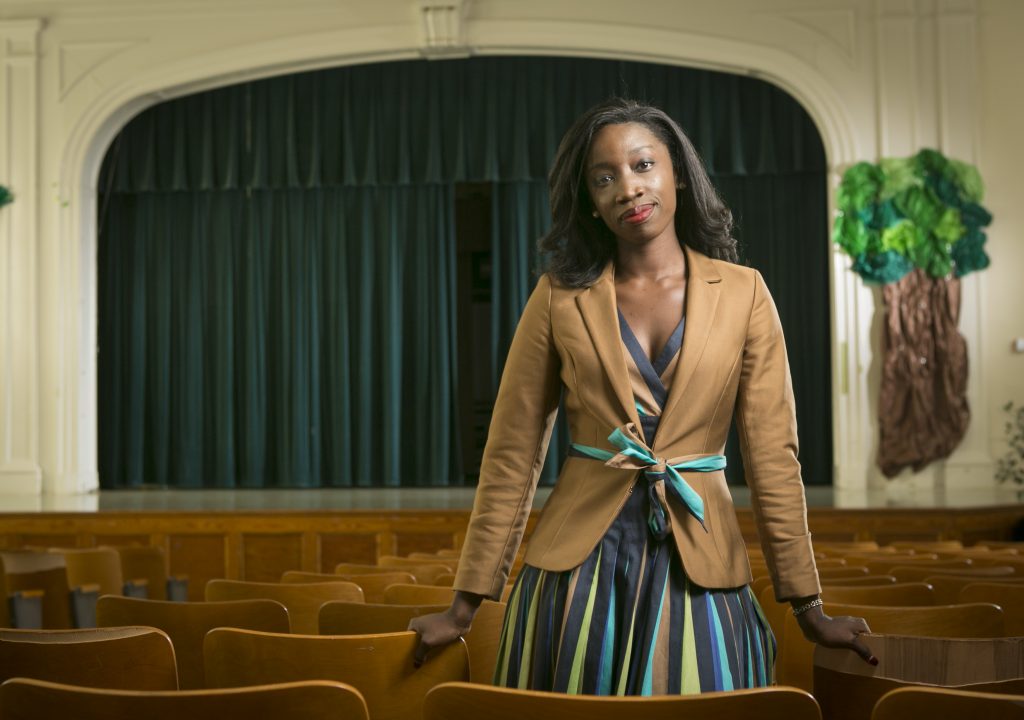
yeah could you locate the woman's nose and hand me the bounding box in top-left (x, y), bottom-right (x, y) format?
top-left (617, 178), bottom-right (644, 202)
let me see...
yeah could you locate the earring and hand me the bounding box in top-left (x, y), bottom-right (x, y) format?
top-left (677, 181), bottom-right (687, 190)
top-left (592, 210), bottom-right (600, 218)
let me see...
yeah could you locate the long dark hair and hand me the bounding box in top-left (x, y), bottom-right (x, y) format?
top-left (539, 98), bottom-right (738, 287)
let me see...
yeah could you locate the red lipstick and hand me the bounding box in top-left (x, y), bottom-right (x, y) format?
top-left (622, 204), bottom-right (654, 224)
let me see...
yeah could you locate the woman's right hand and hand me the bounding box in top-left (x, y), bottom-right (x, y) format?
top-left (408, 590), bottom-right (483, 667)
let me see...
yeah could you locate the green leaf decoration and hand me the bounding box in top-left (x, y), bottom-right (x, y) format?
top-left (852, 250), bottom-right (914, 284)
top-left (0, 185), bottom-right (13, 208)
top-left (951, 230), bottom-right (991, 278)
top-left (834, 149), bottom-right (992, 283)
top-left (879, 157), bottom-right (921, 199)
top-left (836, 162), bottom-right (883, 213)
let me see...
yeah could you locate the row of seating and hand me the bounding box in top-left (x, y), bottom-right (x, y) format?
top-left (7, 624), bottom-right (1020, 719)
top-left (0, 546), bottom-right (187, 629)
top-left (3, 540), bottom-right (1023, 720)
top-left (746, 539), bottom-right (1024, 706)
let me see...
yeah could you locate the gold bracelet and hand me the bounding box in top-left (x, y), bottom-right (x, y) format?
top-left (791, 597), bottom-right (823, 616)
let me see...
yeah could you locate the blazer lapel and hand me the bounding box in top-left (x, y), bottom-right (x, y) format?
top-left (656, 245), bottom-right (722, 444)
top-left (576, 262), bottom-right (642, 429)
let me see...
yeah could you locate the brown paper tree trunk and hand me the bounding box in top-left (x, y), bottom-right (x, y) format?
top-left (878, 269), bottom-right (970, 477)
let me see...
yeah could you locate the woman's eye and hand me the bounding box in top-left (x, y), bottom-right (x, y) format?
top-left (637, 160), bottom-right (654, 170)
top-left (594, 175), bottom-right (612, 186)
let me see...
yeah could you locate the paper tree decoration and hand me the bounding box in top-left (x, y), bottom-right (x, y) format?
top-left (833, 149), bottom-right (992, 284)
top-left (833, 150), bottom-right (993, 478)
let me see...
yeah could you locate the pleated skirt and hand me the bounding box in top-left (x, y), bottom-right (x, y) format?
top-left (493, 487), bottom-right (776, 695)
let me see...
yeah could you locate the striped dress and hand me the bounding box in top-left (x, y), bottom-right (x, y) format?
top-left (493, 309), bottom-right (776, 695)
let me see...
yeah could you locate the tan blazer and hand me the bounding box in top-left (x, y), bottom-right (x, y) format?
top-left (453, 244), bottom-right (820, 603)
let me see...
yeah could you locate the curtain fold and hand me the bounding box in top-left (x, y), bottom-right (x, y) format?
top-left (102, 57), bottom-right (823, 193)
top-left (99, 56), bottom-right (829, 489)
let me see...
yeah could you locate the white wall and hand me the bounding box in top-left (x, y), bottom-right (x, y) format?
top-left (0, 0), bottom-right (1020, 499)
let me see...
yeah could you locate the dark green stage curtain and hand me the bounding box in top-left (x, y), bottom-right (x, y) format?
top-left (99, 56), bottom-right (828, 489)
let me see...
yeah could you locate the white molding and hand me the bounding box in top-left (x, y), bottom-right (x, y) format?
top-left (0, 462), bottom-right (43, 495)
top-left (0, 18), bottom-right (42, 496)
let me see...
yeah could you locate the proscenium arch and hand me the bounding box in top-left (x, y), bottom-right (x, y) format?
top-left (59, 21), bottom-right (859, 493)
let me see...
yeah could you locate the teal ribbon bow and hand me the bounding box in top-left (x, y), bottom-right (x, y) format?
top-left (571, 425), bottom-right (726, 539)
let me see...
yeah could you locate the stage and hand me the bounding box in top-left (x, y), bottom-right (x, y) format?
top-left (1, 484), bottom-right (1022, 513)
top-left (2, 485), bottom-right (1022, 601)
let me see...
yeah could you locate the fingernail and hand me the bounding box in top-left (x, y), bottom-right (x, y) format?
top-left (869, 656), bottom-right (879, 666)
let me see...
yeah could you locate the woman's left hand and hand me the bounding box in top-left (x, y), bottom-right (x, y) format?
top-left (794, 603), bottom-right (878, 666)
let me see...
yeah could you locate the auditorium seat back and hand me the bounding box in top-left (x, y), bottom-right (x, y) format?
top-left (205, 579), bottom-right (363, 635)
top-left (96, 595), bottom-right (290, 689)
top-left (820, 583), bottom-right (936, 606)
top-left (779, 602), bottom-right (1005, 691)
top-left (814, 638), bottom-right (1024, 720)
top-left (0, 678), bottom-right (369, 720)
top-left (105, 545), bottom-right (186, 601)
top-left (423, 681), bottom-right (822, 720)
top-left (382, 583), bottom-right (454, 605)
top-left (283, 570), bottom-right (416, 603)
top-left (51, 547), bottom-right (127, 597)
top-left (890, 565), bottom-right (1015, 582)
top-left (0, 551), bottom-right (73, 628)
top-left (820, 576), bottom-right (898, 587)
top-left (872, 686), bottom-right (1024, 720)
top-left (0, 626), bottom-right (178, 690)
top-left (373, 559), bottom-right (454, 586)
top-left (959, 583), bottom-right (1024, 635)
top-left (924, 574), bottom-right (1024, 604)
top-left (318, 601), bottom-right (448, 635)
top-left (204, 628), bottom-right (468, 720)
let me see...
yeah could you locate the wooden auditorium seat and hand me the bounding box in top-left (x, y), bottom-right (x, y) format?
top-left (819, 567), bottom-right (872, 579)
top-left (0, 556), bottom-right (44, 629)
top-left (96, 595), bottom-right (290, 689)
top-left (423, 682), bottom-right (822, 720)
top-left (282, 570), bottom-right (415, 603)
top-left (778, 602), bottom-right (1005, 691)
top-left (924, 574), bottom-right (1024, 604)
top-left (959, 583), bottom-right (1024, 635)
top-left (204, 629), bottom-right (468, 720)
top-left (821, 576), bottom-right (898, 587)
top-left (52, 547), bottom-right (144, 598)
top-left (433, 573), bottom-right (456, 586)
top-left (814, 638), bottom-right (1024, 720)
top-left (887, 541), bottom-right (965, 552)
top-left (317, 599), bottom-right (506, 684)
top-left (0, 626), bottom-right (178, 690)
top-left (105, 545), bottom-right (188, 601)
top-left (871, 686), bottom-right (1024, 720)
top-left (319, 602), bottom-right (448, 635)
top-left (0, 551), bottom-right (74, 628)
top-left (205, 579), bottom-right (363, 635)
top-left (889, 565), bottom-right (1016, 583)
top-left (863, 559), bottom-right (973, 576)
top-left (334, 562), bottom-right (451, 585)
top-left (382, 583), bottom-right (454, 605)
top-left (374, 559), bottom-right (454, 586)
top-left (0, 678), bottom-right (369, 720)
top-left (820, 583), bottom-right (936, 606)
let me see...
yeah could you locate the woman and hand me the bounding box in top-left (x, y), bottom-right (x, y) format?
top-left (411, 99), bottom-right (874, 694)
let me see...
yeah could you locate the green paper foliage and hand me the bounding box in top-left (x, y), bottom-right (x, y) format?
top-left (0, 185), bottom-right (13, 208)
top-left (833, 149), bottom-right (992, 284)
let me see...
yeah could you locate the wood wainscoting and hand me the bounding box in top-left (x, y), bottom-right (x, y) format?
top-left (1, 506), bottom-right (1022, 600)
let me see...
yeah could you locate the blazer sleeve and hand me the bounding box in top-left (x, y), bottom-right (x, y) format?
top-left (453, 274), bottom-right (562, 599)
top-left (735, 270), bottom-right (821, 602)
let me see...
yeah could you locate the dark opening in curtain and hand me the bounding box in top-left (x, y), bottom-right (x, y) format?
top-left (98, 56), bottom-right (829, 489)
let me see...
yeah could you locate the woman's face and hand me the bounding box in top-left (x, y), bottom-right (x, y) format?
top-left (585, 121), bottom-right (679, 247)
